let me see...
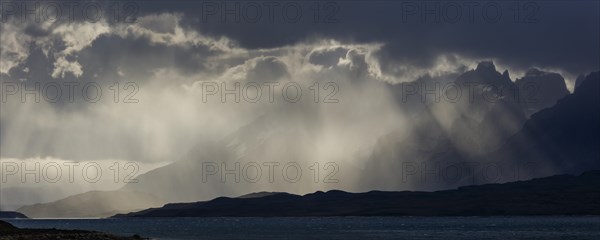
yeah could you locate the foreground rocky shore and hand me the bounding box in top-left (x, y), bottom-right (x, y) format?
top-left (0, 220), bottom-right (145, 240)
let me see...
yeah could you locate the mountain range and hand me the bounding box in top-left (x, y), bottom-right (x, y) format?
top-left (363, 66), bottom-right (598, 190)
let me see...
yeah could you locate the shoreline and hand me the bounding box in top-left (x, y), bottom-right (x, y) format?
top-left (0, 220), bottom-right (145, 240)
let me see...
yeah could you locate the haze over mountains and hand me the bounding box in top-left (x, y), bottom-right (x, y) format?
top-left (7, 62), bottom-right (600, 217)
top-left (364, 64), bottom-right (597, 190)
top-left (122, 62), bottom-right (581, 200)
top-left (10, 62), bottom-right (600, 218)
top-left (17, 191), bottom-right (164, 218)
top-left (128, 65), bottom-right (599, 197)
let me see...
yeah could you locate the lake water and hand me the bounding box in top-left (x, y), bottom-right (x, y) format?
top-left (4, 217), bottom-right (600, 240)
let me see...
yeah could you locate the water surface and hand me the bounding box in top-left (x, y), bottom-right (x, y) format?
top-left (5, 216), bottom-right (600, 240)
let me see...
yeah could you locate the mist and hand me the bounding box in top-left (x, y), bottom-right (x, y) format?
top-left (1, 8), bottom-right (596, 210)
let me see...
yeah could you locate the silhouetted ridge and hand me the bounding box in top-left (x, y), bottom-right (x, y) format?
top-left (0, 211), bottom-right (28, 219)
top-left (113, 171), bottom-right (600, 217)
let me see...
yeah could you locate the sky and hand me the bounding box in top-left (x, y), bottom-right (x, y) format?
top-left (0, 0), bottom-right (599, 204)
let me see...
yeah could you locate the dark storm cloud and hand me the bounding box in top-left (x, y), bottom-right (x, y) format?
top-left (131, 0), bottom-right (599, 76)
top-left (1, 0), bottom-right (598, 163)
top-left (3, 0), bottom-right (597, 78)
top-left (77, 34), bottom-right (219, 80)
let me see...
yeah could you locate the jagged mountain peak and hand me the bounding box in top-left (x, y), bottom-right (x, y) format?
top-left (502, 70), bottom-right (511, 80)
top-left (475, 61), bottom-right (496, 72)
top-left (523, 68), bottom-right (564, 78)
top-left (515, 68), bottom-right (569, 116)
top-left (525, 68), bottom-right (545, 76)
top-left (456, 61), bottom-right (511, 87)
top-left (516, 68), bottom-right (567, 89)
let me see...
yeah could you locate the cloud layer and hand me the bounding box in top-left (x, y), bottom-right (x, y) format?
top-left (1, 1), bottom-right (598, 204)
